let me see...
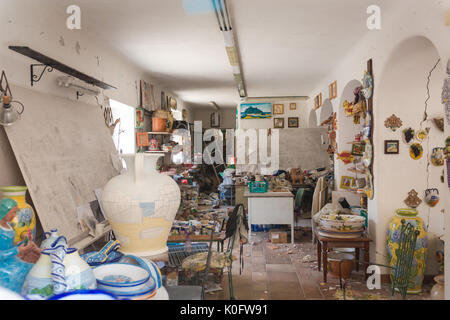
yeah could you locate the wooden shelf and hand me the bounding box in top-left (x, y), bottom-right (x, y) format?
top-left (147, 132), bottom-right (172, 135)
top-left (145, 150), bottom-right (170, 153)
top-left (347, 168), bottom-right (365, 174)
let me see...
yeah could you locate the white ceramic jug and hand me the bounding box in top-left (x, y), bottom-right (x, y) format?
top-left (102, 153), bottom-right (180, 257)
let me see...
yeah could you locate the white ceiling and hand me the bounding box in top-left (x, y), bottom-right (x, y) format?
top-left (11, 0), bottom-right (396, 109)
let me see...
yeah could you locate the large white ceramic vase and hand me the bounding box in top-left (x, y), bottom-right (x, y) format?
top-left (102, 153), bottom-right (180, 257)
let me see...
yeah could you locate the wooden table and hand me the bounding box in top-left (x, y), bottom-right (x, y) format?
top-left (314, 230), bottom-right (372, 283)
top-left (245, 190), bottom-right (294, 244)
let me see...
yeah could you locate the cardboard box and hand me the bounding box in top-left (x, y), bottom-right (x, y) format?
top-left (269, 229), bottom-right (288, 243)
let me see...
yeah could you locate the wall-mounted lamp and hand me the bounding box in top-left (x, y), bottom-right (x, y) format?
top-left (0, 95), bottom-right (24, 126)
top-left (0, 71), bottom-right (25, 126)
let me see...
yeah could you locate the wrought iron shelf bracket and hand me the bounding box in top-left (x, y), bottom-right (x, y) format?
top-left (9, 46), bottom-right (116, 90)
top-left (30, 64), bottom-right (54, 86)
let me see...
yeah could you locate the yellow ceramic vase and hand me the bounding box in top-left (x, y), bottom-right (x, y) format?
top-left (1, 186), bottom-right (36, 244)
top-left (386, 208), bottom-right (428, 294)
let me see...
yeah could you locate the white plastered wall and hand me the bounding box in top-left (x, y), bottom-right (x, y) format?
top-left (0, 2), bottom-right (193, 187)
top-left (307, 0), bottom-right (450, 298)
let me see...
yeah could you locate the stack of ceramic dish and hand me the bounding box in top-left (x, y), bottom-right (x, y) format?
top-left (93, 256), bottom-right (157, 300)
top-left (318, 214), bottom-right (365, 238)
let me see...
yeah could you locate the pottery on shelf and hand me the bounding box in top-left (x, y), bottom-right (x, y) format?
top-left (22, 236), bottom-right (96, 298)
top-left (102, 153), bottom-right (181, 257)
top-left (386, 208), bottom-right (428, 294)
top-left (0, 186), bottom-right (36, 245)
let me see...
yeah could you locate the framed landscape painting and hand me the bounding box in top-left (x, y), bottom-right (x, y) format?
top-left (240, 103), bottom-right (272, 119)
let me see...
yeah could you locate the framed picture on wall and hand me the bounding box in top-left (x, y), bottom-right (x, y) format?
top-left (340, 176), bottom-right (355, 190)
top-left (314, 93), bottom-right (322, 110)
top-left (240, 103), bottom-right (272, 119)
top-left (136, 132), bottom-right (149, 147)
top-left (274, 118), bottom-right (284, 128)
top-left (273, 104), bottom-right (284, 115)
top-left (288, 117), bottom-right (299, 128)
top-left (135, 107), bottom-right (144, 129)
top-left (384, 140), bottom-right (400, 154)
top-left (351, 142), bottom-right (365, 156)
top-left (329, 81), bottom-right (337, 100)
top-left (289, 103), bottom-right (297, 110)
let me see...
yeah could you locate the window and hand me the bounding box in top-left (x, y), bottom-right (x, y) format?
top-left (109, 99), bottom-right (136, 154)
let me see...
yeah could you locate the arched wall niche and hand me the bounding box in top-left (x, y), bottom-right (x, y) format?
top-left (376, 35), bottom-right (444, 275)
top-left (319, 99), bottom-right (334, 125)
top-left (308, 109), bottom-right (318, 128)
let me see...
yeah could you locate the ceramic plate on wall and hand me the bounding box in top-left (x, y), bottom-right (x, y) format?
top-left (410, 143), bottom-right (423, 160)
top-left (402, 128), bottom-right (415, 145)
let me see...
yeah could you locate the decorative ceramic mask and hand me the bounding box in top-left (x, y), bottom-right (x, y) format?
top-left (431, 147), bottom-right (445, 166)
top-left (425, 188), bottom-right (440, 207)
top-left (404, 189), bottom-right (422, 208)
top-left (403, 127), bottom-right (415, 145)
top-left (410, 143), bottom-right (423, 160)
top-left (384, 114), bottom-right (403, 132)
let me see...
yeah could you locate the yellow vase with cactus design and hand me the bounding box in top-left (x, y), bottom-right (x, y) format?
top-left (386, 208), bottom-right (428, 294)
top-left (0, 186), bottom-right (36, 244)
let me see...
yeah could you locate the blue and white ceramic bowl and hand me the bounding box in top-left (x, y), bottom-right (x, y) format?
top-left (106, 277), bottom-right (157, 300)
top-left (94, 263), bottom-right (151, 294)
top-left (119, 256), bottom-right (162, 289)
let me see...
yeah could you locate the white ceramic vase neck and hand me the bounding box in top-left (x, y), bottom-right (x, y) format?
top-left (122, 153), bottom-right (164, 184)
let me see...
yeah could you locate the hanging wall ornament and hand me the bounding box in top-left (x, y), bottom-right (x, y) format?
top-left (362, 139), bottom-right (373, 168)
top-left (425, 188), bottom-right (440, 207)
top-left (363, 111), bottom-right (372, 140)
top-left (410, 143), bottom-right (424, 160)
top-left (404, 189), bottom-right (422, 208)
top-left (431, 147), bottom-right (445, 166)
top-left (445, 137), bottom-right (450, 159)
top-left (337, 151), bottom-right (354, 165)
top-left (403, 127), bottom-right (415, 145)
top-left (361, 71), bottom-right (373, 100)
top-left (384, 114), bottom-right (403, 132)
top-left (432, 117), bottom-right (444, 132)
top-left (416, 129), bottom-right (429, 142)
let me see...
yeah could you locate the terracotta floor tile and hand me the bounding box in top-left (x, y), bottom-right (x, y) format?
top-left (266, 263), bottom-right (296, 273)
